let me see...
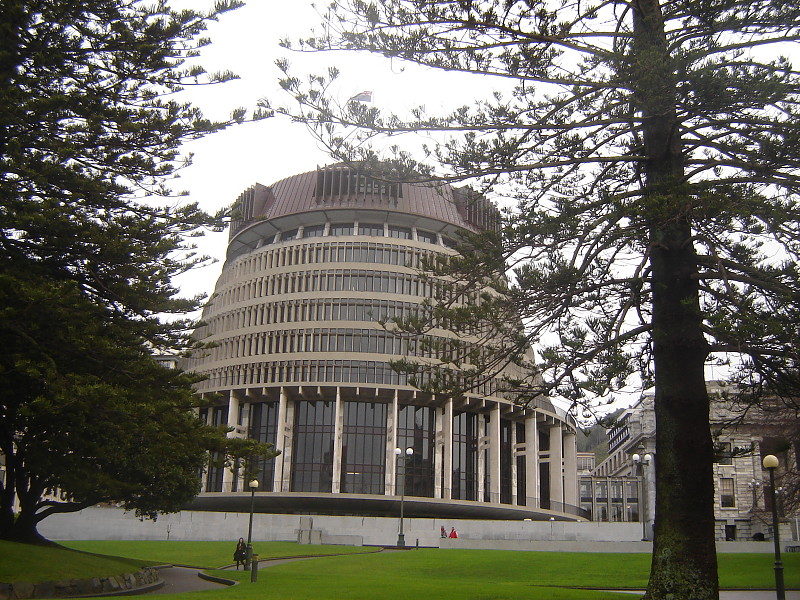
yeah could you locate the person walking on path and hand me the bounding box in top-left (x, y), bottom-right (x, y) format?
top-left (440, 526), bottom-right (447, 538)
top-left (233, 538), bottom-right (247, 569)
top-left (449, 527), bottom-right (458, 539)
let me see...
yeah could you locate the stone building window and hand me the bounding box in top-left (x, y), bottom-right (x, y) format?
top-left (720, 477), bottom-right (735, 507)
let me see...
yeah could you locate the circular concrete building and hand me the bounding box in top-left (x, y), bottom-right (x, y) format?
top-left (187, 164), bottom-right (583, 521)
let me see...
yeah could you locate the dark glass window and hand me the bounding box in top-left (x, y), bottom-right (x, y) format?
top-left (417, 230), bottom-right (437, 244)
top-left (539, 461), bottom-right (551, 509)
top-left (516, 455), bottom-right (527, 506)
top-left (515, 423), bottom-right (528, 506)
top-left (303, 224), bottom-right (325, 238)
top-left (342, 401), bottom-right (387, 495)
top-left (720, 477), bottom-right (735, 508)
top-left (715, 441), bottom-right (733, 465)
top-left (205, 406), bottom-right (228, 492)
top-left (580, 480), bottom-right (593, 503)
top-left (359, 223), bottom-right (384, 237)
top-left (500, 419), bottom-right (513, 504)
top-left (452, 411), bottom-right (478, 501)
top-left (291, 400), bottom-right (335, 492)
top-left (397, 405), bottom-right (435, 498)
top-left (280, 229), bottom-right (298, 241)
top-left (249, 402), bottom-right (279, 491)
top-left (539, 428), bottom-right (550, 452)
top-left (388, 225), bottom-right (412, 239)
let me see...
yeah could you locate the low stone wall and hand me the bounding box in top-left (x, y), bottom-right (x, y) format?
top-left (0, 568), bottom-right (161, 600)
top-left (38, 506), bottom-right (797, 551)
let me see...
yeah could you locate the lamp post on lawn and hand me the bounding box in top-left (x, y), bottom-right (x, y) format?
top-left (632, 451), bottom-right (652, 541)
top-left (762, 455), bottom-right (785, 600)
top-left (395, 447), bottom-right (413, 547)
top-left (245, 478), bottom-right (258, 571)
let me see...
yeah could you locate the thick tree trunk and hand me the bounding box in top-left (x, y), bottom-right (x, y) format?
top-left (633, 1), bottom-right (719, 599)
top-left (0, 473), bottom-right (48, 544)
top-left (647, 222), bottom-right (719, 600)
top-left (3, 513), bottom-right (49, 545)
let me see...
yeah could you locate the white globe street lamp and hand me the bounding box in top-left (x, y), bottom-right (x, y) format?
top-left (395, 447), bottom-right (413, 547)
top-left (762, 454), bottom-right (784, 600)
top-left (245, 478), bottom-right (258, 571)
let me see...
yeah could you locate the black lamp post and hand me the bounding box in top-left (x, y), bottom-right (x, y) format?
top-left (245, 478), bottom-right (258, 571)
top-left (395, 447), bottom-right (413, 547)
top-left (762, 454), bottom-right (785, 600)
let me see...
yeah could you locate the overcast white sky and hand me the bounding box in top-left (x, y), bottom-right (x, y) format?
top-left (167, 2), bottom-right (796, 412)
top-left (170, 0), bottom-right (490, 300)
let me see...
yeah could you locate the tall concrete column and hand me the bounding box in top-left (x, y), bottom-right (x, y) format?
top-left (274, 387), bottom-right (293, 492)
top-left (489, 404), bottom-right (501, 503)
top-left (563, 430), bottom-right (578, 509)
top-left (525, 415), bottom-right (539, 507)
top-left (223, 390), bottom-right (240, 492)
top-left (332, 387), bottom-right (344, 493)
top-left (385, 391), bottom-right (399, 495)
top-left (549, 423), bottom-right (564, 508)
top-left (443, 398), bottom-right (454, 499)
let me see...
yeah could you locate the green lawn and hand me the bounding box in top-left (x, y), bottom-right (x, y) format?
top-left (2, 541), bottom-right (798, 600)
top-left (62, 540), bottom-right (377, 569)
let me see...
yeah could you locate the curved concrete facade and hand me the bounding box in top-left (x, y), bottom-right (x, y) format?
top-left (187, 164), bottom-right (583, 521)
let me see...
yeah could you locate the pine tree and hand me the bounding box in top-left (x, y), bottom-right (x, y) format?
top-left (0, 0), bottom-right (274, 542)
top-left (277, 2), bottom-right (800, 598)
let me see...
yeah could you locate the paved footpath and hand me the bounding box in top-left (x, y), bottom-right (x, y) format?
top-left (150, 566), bottom-right (230, 594)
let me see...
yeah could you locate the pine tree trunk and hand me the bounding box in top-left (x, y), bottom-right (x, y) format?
top-left (647, 220), bottom-right (719, 600)
top-left (632, 1), bottom-right (719, 598)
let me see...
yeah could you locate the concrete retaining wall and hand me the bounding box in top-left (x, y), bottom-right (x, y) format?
top-left (38, 507), bottom-right (641, 548)
top-left (37, 507), bottom-right (789, 553)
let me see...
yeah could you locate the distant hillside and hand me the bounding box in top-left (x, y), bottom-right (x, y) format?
top-left (576, 408), bottom-right (625, 465)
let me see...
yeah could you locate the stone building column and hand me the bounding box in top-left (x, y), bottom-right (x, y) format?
top-left (489, 404), bottom-right (501, 503)
top-left (563, 430), bottom-right (578, 509)
top-left (477, 413), bottom-right (488, 502)
top-left (549, 423), bottom-right (564, 508)
top-left (274, 387), bottom-right (293, 492)
top-left (525, 415), bottom-right (539, 507)
top-left (223, 390), bottom-right (240, 492)
top-left (332, 387), bottom-right (344, 493)
top-left (385, 391), bottom-right (399, 495)
top-left (443, 398), bottom-right (454, 499)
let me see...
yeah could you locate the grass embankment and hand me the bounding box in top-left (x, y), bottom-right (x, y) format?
top-left (2, 541), bottom-right (798, 600)
top-left (0, 540), bottom-right (153, 584)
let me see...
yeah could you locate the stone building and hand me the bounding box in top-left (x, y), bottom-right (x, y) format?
top-left (587, 382), bottom-right (798, 541)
